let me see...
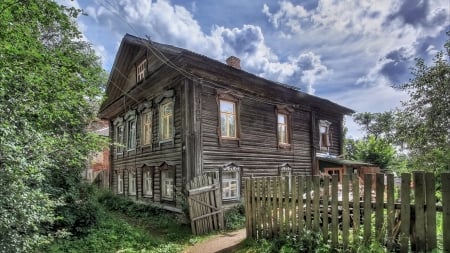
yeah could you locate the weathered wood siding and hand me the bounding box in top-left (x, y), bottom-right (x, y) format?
top-left (200, 85), bottom-right (313, 177)
top-left (109, 50), bottom-right (185, 207)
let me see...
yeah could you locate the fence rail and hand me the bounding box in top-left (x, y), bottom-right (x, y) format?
top-left (244, 172), bottom-right (450, 252)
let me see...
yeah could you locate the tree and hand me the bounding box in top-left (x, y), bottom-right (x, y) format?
top-left (0, 1), bottom-right (106, 251)
top-left (395, 31), bottom-right (450, 172)
top-left (353, 112), bottom-right (397, 143)
top-left (345, 136), bottom-right (401, 171)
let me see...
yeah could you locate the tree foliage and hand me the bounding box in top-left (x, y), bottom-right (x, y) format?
top-left (394, 31), bottom-right (450, 172)
top-left (349, 31), bottom-right (450, 173)
top-left (0, 0), bottom-right (107, 252)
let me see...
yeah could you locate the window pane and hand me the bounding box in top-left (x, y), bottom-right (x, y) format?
top-left (228, 115), bottom-right (236, 137)
top-left (220, 100), bottom-right (235, 113)
top-left (278, 114), bottom-right (286, 124)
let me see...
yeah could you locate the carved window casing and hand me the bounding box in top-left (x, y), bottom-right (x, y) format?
top-left (159, 99), bottom-right (174, 142)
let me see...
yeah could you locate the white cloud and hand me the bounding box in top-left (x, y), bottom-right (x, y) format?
top-left (262, 1), bottom-right (310, 33)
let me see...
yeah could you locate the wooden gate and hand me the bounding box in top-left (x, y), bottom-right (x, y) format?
top-left (186, 175), bottom-right (224, 235)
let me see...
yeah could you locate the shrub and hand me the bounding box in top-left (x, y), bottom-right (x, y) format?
top-left (224, 204), bottom-right (246, 230)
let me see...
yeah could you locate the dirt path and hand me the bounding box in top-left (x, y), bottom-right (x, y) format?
top-left (184, 228), bottom-right (247, 253)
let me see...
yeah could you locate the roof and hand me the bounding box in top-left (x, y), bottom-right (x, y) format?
top-left (317, 156), bottom-right (375, 167)
top-left (99, 34), bottom-right (355, 118)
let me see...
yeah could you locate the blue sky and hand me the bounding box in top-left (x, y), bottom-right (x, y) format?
top-left (59, 0), bottom-right (449, 138)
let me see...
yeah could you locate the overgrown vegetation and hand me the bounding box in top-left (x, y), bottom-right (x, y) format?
top-left (224, 204), bottom-right (246, 230)
top-left (45, 190), bottom-right (200, 253)
top-left (0, 1), bottom-right (107, 251)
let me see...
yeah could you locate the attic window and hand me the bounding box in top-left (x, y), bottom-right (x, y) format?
top-left (137, 59), bottom-right (146, 82)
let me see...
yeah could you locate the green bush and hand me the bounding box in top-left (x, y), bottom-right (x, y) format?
top-left (224, 204), bottom-right (246, 230)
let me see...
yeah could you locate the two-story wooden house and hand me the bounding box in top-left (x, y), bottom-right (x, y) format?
top-left (98, 34), bottom-right (354, 211)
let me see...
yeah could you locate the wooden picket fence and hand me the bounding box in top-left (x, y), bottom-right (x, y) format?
top-left (244, 172), bottom-right (450, 252)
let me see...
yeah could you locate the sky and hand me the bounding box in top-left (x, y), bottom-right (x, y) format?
top-left (58, 0), bottom-right (449, 138)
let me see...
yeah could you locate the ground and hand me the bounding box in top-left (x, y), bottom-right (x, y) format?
top-left (184, 228), bottom-right (246, 253)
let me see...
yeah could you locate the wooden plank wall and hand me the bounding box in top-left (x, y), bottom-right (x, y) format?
top-left (245, 172), bottom-right (450, 252)
top-left (201, 85), bottom-right (342, 177)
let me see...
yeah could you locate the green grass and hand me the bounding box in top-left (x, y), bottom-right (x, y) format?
top-left (44, 192), bottom-right (205, 253)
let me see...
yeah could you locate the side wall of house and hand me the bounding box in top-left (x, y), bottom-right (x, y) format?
top-left (109, 55), bottom-right (185, 208)
top-left (200, 84), bottom-right (313, 177)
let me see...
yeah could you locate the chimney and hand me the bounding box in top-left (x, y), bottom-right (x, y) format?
top-left (226, 56), bottom-right (241, 69)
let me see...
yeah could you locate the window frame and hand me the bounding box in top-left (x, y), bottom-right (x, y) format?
top-left (136, 59), bottom-right (146, 83)
top-left (160, 164), bottom-right (175, 201)
top-left (319, 120), bottom-right (332, 152)
top-left (141, 109), bottom-right (153, 146)
top-left (276, 105), bottom-right (293, 148)
top-left (142, 168), bottom-right (153, 197)
top-left (113, 118), bottom-right (124, 155)
top-left (221, 163), bottom-right (240, 201)
top-left (159, 99), bottom-right (174, 142)
top-left (128, 171), bottom-right (136, 196)
top-left (117, 171), bottom-right (124, 194)
top-left (127, 118), bottom-right (136, 151)
top-left (279, 163), bottom-right (293, 193)
top-left (216, 91), bottom-right (241, 144)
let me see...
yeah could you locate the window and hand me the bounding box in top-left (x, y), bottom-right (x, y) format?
top-left (319, 120), bottom-right (332, 152)
top-left (117, 172), bottom-right (123, 194)
top-left (137, 59), bottom-right (146, 82)
top-left (280, 164), bottom-right (292, 193)
top-left (113, 117), bottom-right (124, 155)
top-left (278, 113), bottom-right (288, 144)
top-left (142, 110), bottom-right (152, 146)
top-left (143, 170), bottom-right (153, 197)
top-left (220, 100), bottom-right (237, 138)
top-left (127, 118), bottom-right (136, 150)
top-left (128, 171), bottom-right (136, 195)
top-left (161, 167), bottom-right (174, 200)
top-left (159, 101), bottom-right (173, 141)
top-left (324, 168), bottom-right (343, 182)
top-left (221, 163), bottom-right (240, 201)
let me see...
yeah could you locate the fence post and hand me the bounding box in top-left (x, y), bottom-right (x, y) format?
top-left (313, 175), bottom-right (321, 232)
top-left (400, 173), bottom-right (411, 253)
top-left (352, 174), bottom-right (360, 245)
top-left (363, 174), bottom-right (373, 246)
top-left (375, 173), bottom-right (385, 244)
top-left (425, 172), bottom-right (436, 250)
top-left (342, 174), bottom-right (350, 249)
top-left (442, 172), bottom-right (450, 252)
top-left (386, 173), bottom-right (395, 251)
top-left (322, 176), bottom-right (330, 241)
top-left (331, 174), bottom-right (339, 248)
top-left (414, 171), bottom-right (426, 252)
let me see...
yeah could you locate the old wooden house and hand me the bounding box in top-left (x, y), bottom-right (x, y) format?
top-left (98, 34), bottom-right (354, 211)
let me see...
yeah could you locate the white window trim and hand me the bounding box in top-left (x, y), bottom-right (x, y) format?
top-left (222, 164), bottom-right (240, 201)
